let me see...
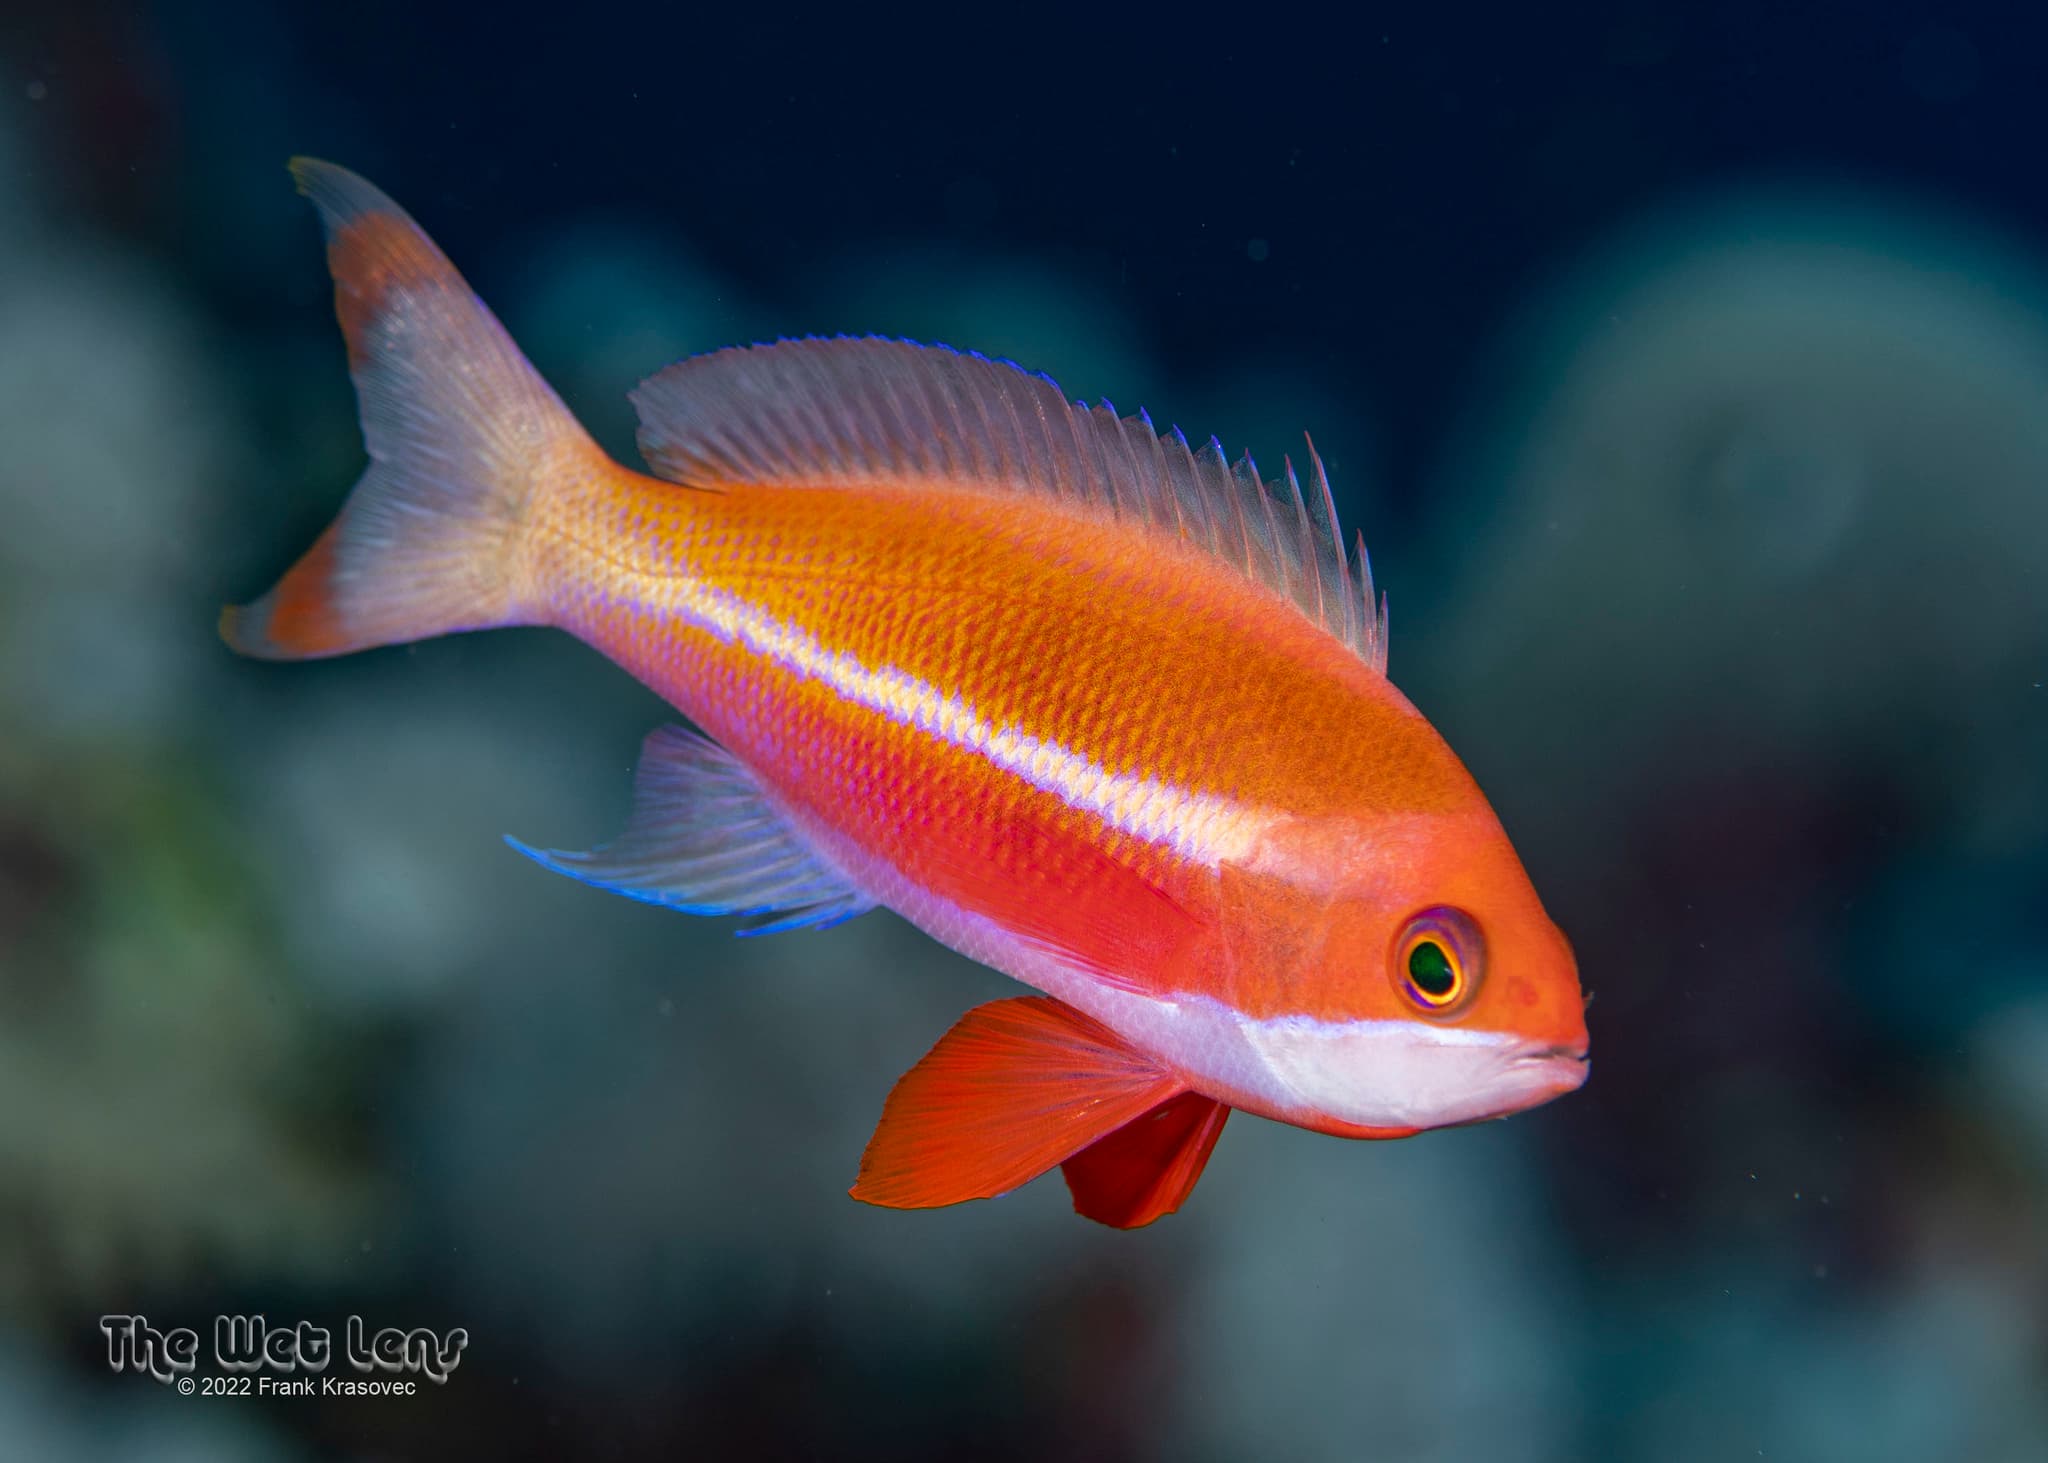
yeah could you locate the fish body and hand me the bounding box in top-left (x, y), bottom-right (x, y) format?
top-left (227, 161), bottom-right (1588, 1227)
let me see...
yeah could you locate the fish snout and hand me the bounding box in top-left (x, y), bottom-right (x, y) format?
top-left (1510, 1035), bottom-right (1591, 1100)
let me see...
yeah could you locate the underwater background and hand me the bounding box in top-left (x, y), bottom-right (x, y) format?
top-left (3, 3), bottom-right (2045, 1458)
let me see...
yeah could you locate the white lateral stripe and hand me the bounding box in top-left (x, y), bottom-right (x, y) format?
top-left (664, 579), bottom-right (1268, 865)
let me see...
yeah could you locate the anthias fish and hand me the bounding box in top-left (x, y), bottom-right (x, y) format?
top-left (226, 160), bottom-right (1589, 1228)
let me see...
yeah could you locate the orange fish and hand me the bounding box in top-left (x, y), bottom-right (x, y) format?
top-left (226, 160), bottom-right (1589, 1228)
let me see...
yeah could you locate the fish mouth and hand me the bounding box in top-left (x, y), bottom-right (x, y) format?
top-left (1509, 1037), bottom-right (1591, 1097)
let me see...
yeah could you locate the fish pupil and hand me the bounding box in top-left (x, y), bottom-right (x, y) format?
top-left (1407, 940), bottom-right (1456, 998)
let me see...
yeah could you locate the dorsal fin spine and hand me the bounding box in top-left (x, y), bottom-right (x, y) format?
top-left (781, 344), bottom-right (829, 474)
top-left (1105, 413), bottom-right (1155, 531)
top-left (1126, 409), bottom-right (1181, 536)
top-left (874, 356), bottom-right (927, 477)
top-left (992, 357), bottom-right (1042, 489)
top-left (1051, 388), bottom-right (1087, 503)
top-left (1282, 456), bottom-right (1322, 625)
top-left (1095, 406), bottom-right (1137, 524)
top-left (1177, 428), bottom-right (1214, 552)
top-left (1240, 454), bottom-right (1269, 582)
top-left (806, 346), bottom-right (859, 475)
top-left (719, 415), bottom-right (764, 480)
top-left (1128, 412), bottom-right (1189, 540)
top-left (1106, 406), bottom-right (1142, 520)
top-left (825, 347), bottom-right (878, 473)
top-left (1357, 528), bottom-right (1387, 672)
top-left (831, 375), bottom-right (874, 473)
top-left (1147, 426), bottom-right (1176, 522)
top-left (1085, 403), bottom-right (1134, 522)
top-left (1304, 439), bottom-right (1354, 647)
top-left (1354, 530), bottom-right (1371, 660)
top-left (1163, 427), bottom-right (1214, 556)
top-left (1013, 369), bottom-right (1059, 499)
top-left (1245, 450), bottom-right (1289, 598)
top-left (1201, 437), bottom-right (1254, 576)
top-left (950, 354), bottom-right (999, 481)
top-left (956, 361), bottom-right (1003, 481)
top-left (928, 360), bottom-right (969, 475)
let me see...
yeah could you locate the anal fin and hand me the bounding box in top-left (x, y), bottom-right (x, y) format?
top-left (852, 997), bottom-right (1186, 1217)
top-left (1061, 1091), bottom-right (1230, 1229)
top-left (508, 724), bottom-right (875, 933)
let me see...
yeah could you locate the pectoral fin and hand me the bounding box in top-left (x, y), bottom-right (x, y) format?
top-left (508, 724), bottom-right (874, 934)
top-left (852, 996), bottom-right (1184, 1217)
top-left (1061, 1091), bottom-right (1230, 1228)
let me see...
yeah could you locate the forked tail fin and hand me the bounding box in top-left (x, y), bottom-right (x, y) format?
top-left (222, 157), bottom-right (596, 660)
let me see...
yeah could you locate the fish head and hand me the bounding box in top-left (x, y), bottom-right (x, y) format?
top-left (1220, 806), bottom-right (1588, 1137)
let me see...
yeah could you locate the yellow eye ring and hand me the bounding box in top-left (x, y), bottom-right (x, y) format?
top-left (1392, 908), bottom-right (1485, 1016)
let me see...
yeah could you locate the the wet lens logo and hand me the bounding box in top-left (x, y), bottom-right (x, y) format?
top-left (101, 1315), bottom-right (467, 1396)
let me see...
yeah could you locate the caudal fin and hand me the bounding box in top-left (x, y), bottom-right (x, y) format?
top-left (222, 158), bottom-right (594, 660)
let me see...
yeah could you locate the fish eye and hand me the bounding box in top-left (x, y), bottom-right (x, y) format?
top-left (1392, 907), bottom-right (1484, 1015)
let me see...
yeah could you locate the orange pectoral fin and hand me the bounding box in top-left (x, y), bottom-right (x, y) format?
top-left (1061, 1092), bottom-right (1231, 1229)
top-left (851, 997), bottom-right (1184, 1216)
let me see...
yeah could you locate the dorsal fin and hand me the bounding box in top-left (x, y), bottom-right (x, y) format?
top-left (629, 337), bottom-right (1389, 673)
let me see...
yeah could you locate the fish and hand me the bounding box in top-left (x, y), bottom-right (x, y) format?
top-left (224, 159), bottom-right (1589, 1229)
